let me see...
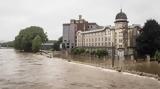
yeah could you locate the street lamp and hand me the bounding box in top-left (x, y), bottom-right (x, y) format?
top-left (112, 42), bottom-right (115, 67)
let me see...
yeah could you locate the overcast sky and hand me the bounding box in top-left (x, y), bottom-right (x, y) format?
top-left (0, 0), bottom-right (160, 42)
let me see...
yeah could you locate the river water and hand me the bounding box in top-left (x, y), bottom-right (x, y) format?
top-left (70, 55), bottom-right (160, 77)
top-left (0, 49), bottom-right (160, 89)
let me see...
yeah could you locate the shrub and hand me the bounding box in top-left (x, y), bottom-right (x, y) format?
top-left (71, 48), bottom-right (85, 55)
top-left (154, 50), bottom-right (160, 62)
top-left (96, 49), bottom-right (108, 58)
top-left (90, 50), bottom-right (96, 55)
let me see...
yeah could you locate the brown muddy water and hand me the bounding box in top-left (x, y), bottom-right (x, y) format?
top-left (0, 49), bottom-right (160, 89)
top-left (69, 55), bottom-right (160, 77)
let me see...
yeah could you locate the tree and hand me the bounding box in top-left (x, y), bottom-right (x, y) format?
top-left (136, 19), bottom-right (160, 57)
top-left (32, 35), bottom-right (42, 52)
top-left (1, 41), bottom-right (14, 47)
top-left (14, 26), bottom-right (48, 52)
top-left (53, 41), bottom-right (60, 51)
top-left (71, 48), bottom-right (85, 55)
top-left (53, 36), bottom-right (63, 51)
top-left (95, 49), bottom-right (108, 58)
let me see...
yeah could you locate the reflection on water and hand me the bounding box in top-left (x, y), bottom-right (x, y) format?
top-left (127, 62), bottom-right (160, 76)
top-left (0, 49), bottom-right (160, 89)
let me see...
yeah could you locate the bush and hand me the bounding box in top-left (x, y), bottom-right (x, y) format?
top-left (85, 50), bottom-right (90, 54)
top-left (154, 50), bottom-right (160, 62)
top-left (71, 48), bottom-right (85, 55)
top-left (95, 49), bottom-right (108, 58)
top-left (90, 50), bottom-right (95, 55)
top-left (71, 48), bottom-right (108, 58)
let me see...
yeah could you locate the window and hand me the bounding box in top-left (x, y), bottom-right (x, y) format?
top-left (108, 31), bottom-right (111, 35)
top-left (105, 43), bottom-right (107, 46)
top-left (105, 37), bottom-right (107, 41)
top-left (108, 38), bottom-right (110, 41)
top-left (119, 45), bottom-right (122, 48)
top-left (119, 33), bottom-right (123, 37)
top-left (108, 42), bottom-right (111, 46)
top-left (115, 32), bottom-right (117, 37)
top-left (119, 39), bottom-right (123, 43)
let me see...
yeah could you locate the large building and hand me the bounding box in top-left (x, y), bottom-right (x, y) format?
top-left (63, 15), bottom-right (102, 50)
top-left (76, 10), bottom-right (141, 59)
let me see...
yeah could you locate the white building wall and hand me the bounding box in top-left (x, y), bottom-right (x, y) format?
top-left (69, 24), bottom-right (76, 48)
top-left (76, 25), bottom-right (141, 58)
top-left (63, 25), bottom-right (70, 48)
top-left (63, 23), bottom-right (77, 49)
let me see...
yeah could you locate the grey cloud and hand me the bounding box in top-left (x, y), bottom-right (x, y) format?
top-left (0, 0), bottom-right (159, 41)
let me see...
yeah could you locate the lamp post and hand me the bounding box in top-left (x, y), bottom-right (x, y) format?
top-left (112, 42), bottom-right (115, 67)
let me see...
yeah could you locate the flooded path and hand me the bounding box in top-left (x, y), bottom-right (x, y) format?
top-left (0, 49), bottom-right (160, 89)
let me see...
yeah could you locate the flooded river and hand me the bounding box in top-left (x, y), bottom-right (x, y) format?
top-left (0, 49), bottom-right (160, 89)
top-left (70, 55), bottom-right (160, 77)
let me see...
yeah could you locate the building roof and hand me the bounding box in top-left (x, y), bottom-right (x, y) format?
top-left (41, 41), bottom-right (56, 46)
top-left (88, 23), bottom-right (97, 25)
top-left (115, 9), bottom-right (127, 20)
top-left (128, 24), bottom-right (142, 29)
top-left (78, 26), bottom-right (113, 34)
top-left (63, 23), bottom-right (70, 26)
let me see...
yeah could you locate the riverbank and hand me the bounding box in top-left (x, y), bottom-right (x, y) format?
top-left (38, 50), bottom-right (160, 81)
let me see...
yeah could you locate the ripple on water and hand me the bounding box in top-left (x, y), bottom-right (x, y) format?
top-left (0, 49), bottom-right (160, 89)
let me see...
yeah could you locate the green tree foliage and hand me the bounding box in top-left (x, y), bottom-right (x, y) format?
top-left (95, 49), bottom-right (108, 58)
top-left (14, 26), bottom-right (48, 52)
top-left (136, 19), bottom-right (160, 57)
top-left (1, 41), bottom-right (14, 47)
top-left (90, 50), bottom-right (96, 55)
top-left (53, 41), bottom-right (60, 51)
top-left (154, 51), bottom-right (160, 62)
top-left (71, 48), bottom-right (85, 55)
top-left (53, 36), bottom-right (62, 51)
top-left (71, 48), bottom-right (108, 58)
top-left (32, 35), bottom-right (42, 52)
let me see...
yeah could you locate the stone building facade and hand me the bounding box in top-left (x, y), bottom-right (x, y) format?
top-left (76, 10), bottom-right (141, 59)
